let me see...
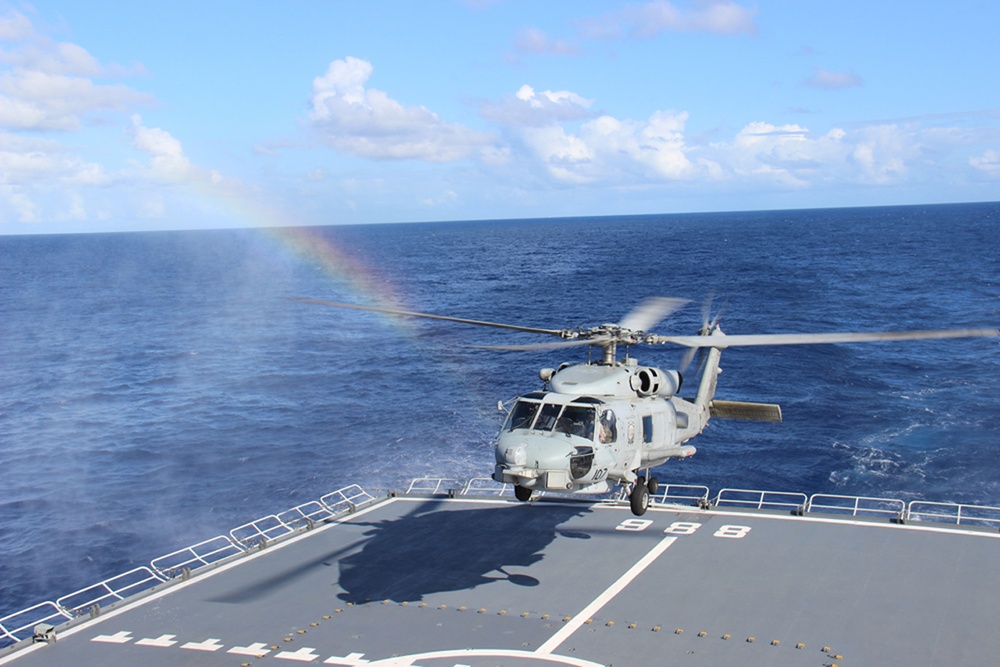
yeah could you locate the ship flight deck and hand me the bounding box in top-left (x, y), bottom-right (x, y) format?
top-left (2, 481), bottom-right (1000, 666)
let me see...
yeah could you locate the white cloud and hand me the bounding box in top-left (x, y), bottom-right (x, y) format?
top-left (6, 40), bottom-right (102, 76)
top-left (0, 10), bottom-right (151, 131)
top-left (64, 192), bottom-right (87, 220)
top-left (0, 10), bottom-right (163, 228)
top-left (802, 67), bottom-right (863, 90)
top-left (0, 69), bottom-right (150, 130)
top-left (0, 9), bottom-right (232, 229)
top-left (578, 0), bottom-right (758, 39)
top-left (508, 98), bottom-right (695, 183)
top-left (584, 110), bottom-right (694, 179)
top-left (7, 188), bottom-right (38, 222)
top-left (0, 131), bottom-right (110, 185)
top-left (0, 9), bottom-right (34, 41)
top-left (491, 90), bottom-right (941, 192)
top-left (720, 121), bottom-right (831, 186)
top-left (129, 114), bottom-right (194, 182)
top-left (481, 84), bottom-right (593, 127)
top-left (420, 189), bottom-right (459, 207)
top-left (970, 149), bottom-right (1000, 175)
top-left (512, 27), bottom-right (578, 57)
top-left (137, 193), bottom-right (165, 219)
top-left (519, 124), bottom-right (594, 183)
top-left (0, 127), bottom-right (115, 225)
top-left (848, 125), bottom-right (911, 184)
top-left (699, 121), bottom-right (924, 188)
top-left (308, 56), bottom-right (495, 162)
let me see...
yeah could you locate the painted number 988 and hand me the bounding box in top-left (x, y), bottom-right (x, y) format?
top-left (615, 519), bottom-right (751, 539)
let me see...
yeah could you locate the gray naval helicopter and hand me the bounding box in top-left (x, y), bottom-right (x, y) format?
top-left (295, 297), bottom-right (998, 516)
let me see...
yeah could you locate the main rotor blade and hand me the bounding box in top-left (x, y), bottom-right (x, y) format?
top-left (618, 297), bottom-right (689, 332)
top-left (291, 298), bottom-right (566, 336)
top-left (679, 346), bottom-right (699, 373)
top-left (469, 337), bottom-right (612, 352)
top-left (654, 328), bottom-right (1000, 349)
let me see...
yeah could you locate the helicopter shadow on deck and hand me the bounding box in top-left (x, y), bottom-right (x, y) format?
top-left (336, 501), bottom-right (592, 604)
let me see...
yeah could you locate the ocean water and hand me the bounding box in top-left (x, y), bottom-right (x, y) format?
top-left (1, 202), bottom-right (998, 620)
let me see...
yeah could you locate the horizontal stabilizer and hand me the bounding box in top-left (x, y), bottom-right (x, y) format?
top-left (711, 400), bottom-right (783, 422)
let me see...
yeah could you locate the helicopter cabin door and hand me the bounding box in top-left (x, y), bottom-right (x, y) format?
top-left (638, 405), bottom-right (670, 467)
top-left (621, 403), bottom-right (641, 473)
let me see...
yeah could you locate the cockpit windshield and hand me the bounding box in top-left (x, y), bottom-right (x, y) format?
top-left (534, 403), bottom-right (562, 431)
top-left (504, 399), bottom-right (597, 440)
top-left (556, 405), bottom-right (595, 440)
top-left (504, 400), bottom-right (540, 431)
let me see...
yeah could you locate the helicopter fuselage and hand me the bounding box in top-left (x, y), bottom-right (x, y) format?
top-left (492, 360), bottom-right (698, 495)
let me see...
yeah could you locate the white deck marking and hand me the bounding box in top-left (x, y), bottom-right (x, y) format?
top-left (535, 535), bottom-right (677, 655)
top-left (706, 508), bottom-right (1000, 538)
top-left (324, 653), bottom-right (370, 665)
top-left (180, 637), bottom-right (224, 651)
top-left (229, 641), bottom-right (271, 656)
top-left (135, 634), bottom-right (177, 647)
top-left (365, 648), bottom-right (604, 666)
top-left (276, 646), bottom-right (321, 661)
top-left (91, 630), bottom-right (132, 644)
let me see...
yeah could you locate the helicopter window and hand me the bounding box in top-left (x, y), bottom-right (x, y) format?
top-left (506, 400), bottom-right (541, 431)
top-left (599, 410), bottom-right (617, 444)
top-left (555, 405), bottom-right (596, 440)
top-left (642, 415), bottom-right (653, 444)
top-left (534, 403), bottom-right (563, 432)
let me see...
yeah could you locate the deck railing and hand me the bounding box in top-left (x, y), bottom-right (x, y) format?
top-left (908, 500), bottom-right (1000, 529)
top-left (55, 567), bottom-right (164, 616)
top-left (406, 477), bottom-right (462, 495)
top-left (0, 602), bottom-right (73, 649)
top-left (714, 488), bottom-right (808, 512)
top-left (151, 534), bottom-right (246, 579)
top-left (652, 484), bottom-right (710, 506)
top-left (807, 494), bottom-right (906, 519)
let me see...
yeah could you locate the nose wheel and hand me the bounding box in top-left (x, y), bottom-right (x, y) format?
top-left (514, 485), bottom-right (533, 502)
top-left (628, 473), bottom-right (659, 516)
top-left (630, 477), bottom-right (650, 516)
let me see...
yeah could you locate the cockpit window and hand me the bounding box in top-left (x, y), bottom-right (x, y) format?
top-left (534, 403), bottom-right (562, 432)
top-left (505, 400), bottom-right (599, 441)
top-left (505, 400), bottom-right (540, 431)
top-left (556, 405), bottom-right (595, 440)
top-left (599, 410), bottom-right (618, 443)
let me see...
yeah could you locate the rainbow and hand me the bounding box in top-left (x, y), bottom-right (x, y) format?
top-left (200, 180), bottom-right (408, 320)
top-left (198, 185), bottom-right (497, 408)
top-left (265, 224), bottom-right (403, 309)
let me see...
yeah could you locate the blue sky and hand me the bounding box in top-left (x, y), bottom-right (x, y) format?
top-left (1, 0), bottom-right (999, 234)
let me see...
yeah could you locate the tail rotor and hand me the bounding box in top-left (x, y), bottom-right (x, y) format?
top-left (681, 293), bottom-right (727, 373)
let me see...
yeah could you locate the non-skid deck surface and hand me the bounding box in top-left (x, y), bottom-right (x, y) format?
top-left (4, 495), bottom-right (1000, 666)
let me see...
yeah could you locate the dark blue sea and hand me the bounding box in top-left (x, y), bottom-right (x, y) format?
top-left (2, 203), bottom-right (999, 620)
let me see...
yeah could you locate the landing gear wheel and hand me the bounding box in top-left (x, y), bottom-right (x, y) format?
top-left (629, 481), bottom-right (650, 516)
top-left (514, 485), bottom-right (532, 502)
top-left (647, 477), bottom-right (659, 496)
